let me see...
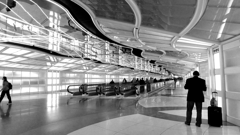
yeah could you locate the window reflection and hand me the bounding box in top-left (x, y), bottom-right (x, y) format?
top-left (214, 52), bottom-right (220, 69)
top-left (215, 75), bottom-right (221, 91)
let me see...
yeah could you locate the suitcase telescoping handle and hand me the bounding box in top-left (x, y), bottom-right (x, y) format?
top-left (210, 91), bottom-right (218, 107)
top-left (212, 91), bottom-right (218, 98)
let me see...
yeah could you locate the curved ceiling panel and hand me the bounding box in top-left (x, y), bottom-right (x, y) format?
top-left (187, 0), bottom-right (240, 42)
top-left (135, 0), bottom-right (197, 33)
top-left (78, 0), bottom-right (135, 24)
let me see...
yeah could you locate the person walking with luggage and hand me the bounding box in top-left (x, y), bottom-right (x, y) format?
top-left (0, 76), bottom-right (12, 105)
top-left (184, 71), bottom-right (206, 127)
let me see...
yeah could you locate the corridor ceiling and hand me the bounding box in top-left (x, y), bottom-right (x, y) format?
top-left (0, 0), bottom-right (238, 76)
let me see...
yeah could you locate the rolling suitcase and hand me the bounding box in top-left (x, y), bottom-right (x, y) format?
top-left (208, 91), bottom-right (222, 127)
top-left (208, 106), bottom-right (222, 127)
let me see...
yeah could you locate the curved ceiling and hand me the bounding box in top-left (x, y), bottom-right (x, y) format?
top-left (2, 0), bottom-right (238, 76)
top-left (69, 0), bottom-right (214, 75)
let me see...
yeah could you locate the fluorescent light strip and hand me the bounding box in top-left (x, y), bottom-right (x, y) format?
top-left (226, 0), bottom-right (234, 15)
top-left (179, 37), bottom-right (210, 43)
top-left (178, 38), bottom-right (213, 46)
top-left (178, 40), bottom-right (212, 46)
top-left (217, 19), bottom-right (227, 39)
top-left (176, 45), bottom-right (207, 49)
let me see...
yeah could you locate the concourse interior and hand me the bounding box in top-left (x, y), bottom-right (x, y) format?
top-left (1, 0), bottom-right (240, 135)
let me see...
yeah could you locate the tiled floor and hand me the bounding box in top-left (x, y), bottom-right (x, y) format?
top-left (0, 85), bottom-right (239, 135)
top-left (68, 114), bottom-right (240, 135)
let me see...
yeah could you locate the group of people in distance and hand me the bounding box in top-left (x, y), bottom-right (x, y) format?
top-left (109, 71), bottom-right (207, 128)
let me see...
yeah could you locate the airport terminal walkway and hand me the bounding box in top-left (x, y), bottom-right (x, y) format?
top-left (0, 83), bottom-right (239, 135)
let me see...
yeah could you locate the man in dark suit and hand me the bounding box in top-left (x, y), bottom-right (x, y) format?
top-left (184, 71), bottom-right (207, 127)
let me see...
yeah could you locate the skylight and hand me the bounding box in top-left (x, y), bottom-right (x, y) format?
top-left (8, 57), bottom-right (27, 62)
top-left (25, 52), bottom-right (45, 58)
top-left (0, 46), bottom-right (5, 51)
top-left (0, 55), bottom-right (14, 60)
top-left (14, 50), bottom-right (30, 55)
top-left (2, 48), bottom-right (21, 54)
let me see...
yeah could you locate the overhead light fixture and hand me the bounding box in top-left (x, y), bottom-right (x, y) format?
top-left (217, 18), bottom-right (227, 39)
top-left (178, 37), bottom-right (213, 46)
top-left (225, 0), bottom-right (234, 15)
top-left (176, 45), bottom-right (207, 49)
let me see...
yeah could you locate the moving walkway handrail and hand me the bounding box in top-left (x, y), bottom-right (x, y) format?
top-left (67, 81), bottom-right (169, 96)
top-left (67, 85), bottom-right (82, 94)
top-left (67, 82), bottom-right (136, 95)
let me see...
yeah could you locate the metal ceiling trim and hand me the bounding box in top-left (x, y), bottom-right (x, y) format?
top-left (171, 0), bottom-right (208, 48)
top-left (125, 0), bottom-right (141, 28)
top-left (125, 0), bottom-right (145, 47)
top-left (140, 27), bottom-right (178, 37)
top-left (70, 0), bottom-right (106, 35)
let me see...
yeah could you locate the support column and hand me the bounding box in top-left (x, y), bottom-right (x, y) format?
top-left (219, 44), bottom-right (227, 121)
top-left (209, 48), bottom-right (216, 94)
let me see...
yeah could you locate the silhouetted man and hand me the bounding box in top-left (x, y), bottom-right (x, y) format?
top-left (184, 71), bottom-right (206, 127)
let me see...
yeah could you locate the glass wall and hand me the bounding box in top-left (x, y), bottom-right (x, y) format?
top-left (213, 48), bottom-right (222, 107)
top-left (0, 67), bottom-right (47, 94)
top-left (0, 67), bottom-right (136, 96)
top-left (223, 40), bottom-right (240, 126)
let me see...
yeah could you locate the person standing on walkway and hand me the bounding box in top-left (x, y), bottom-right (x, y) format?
top-left (0, 76), bottom-right (12, 105)
top-left (184, 71), bottom-right (206, 127)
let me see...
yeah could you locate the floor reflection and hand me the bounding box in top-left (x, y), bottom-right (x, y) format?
top-left (47, 94), bottom-right (59, 112)
top-left (0, 104), bottom-right (12, 119)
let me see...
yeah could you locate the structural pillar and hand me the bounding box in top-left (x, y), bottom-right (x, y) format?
top-left (219, 44), bottom-right (227, 121)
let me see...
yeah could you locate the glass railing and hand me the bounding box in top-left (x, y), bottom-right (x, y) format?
top-left (0, 12), bottom-right (169, 76)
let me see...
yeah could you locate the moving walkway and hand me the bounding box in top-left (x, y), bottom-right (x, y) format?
top-left (67, 81), bottom-right (174, 97)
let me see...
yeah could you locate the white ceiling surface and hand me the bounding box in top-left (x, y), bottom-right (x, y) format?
top-left (0, 0), bottom-right (217, 76)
